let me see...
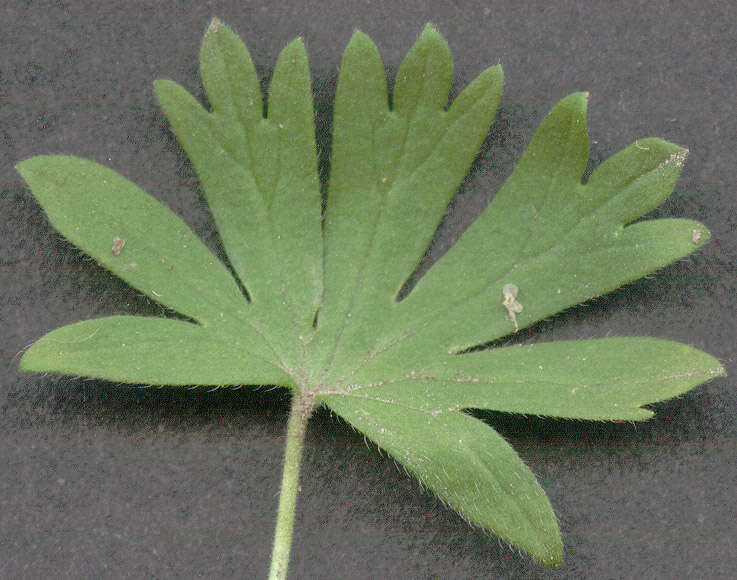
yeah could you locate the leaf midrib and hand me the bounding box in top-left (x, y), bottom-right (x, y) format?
top-left (317, 363), bottom-right (714, 402)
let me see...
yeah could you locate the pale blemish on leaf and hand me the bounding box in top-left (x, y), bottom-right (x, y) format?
top-left (112, 236), bottom-right (125, 256)
top-left (692, 228), bottom-right (702, 244)
top-left (657, 149), bottom-right (688, 170)
top-left (502, 283), bottom-right (523, 332)
top-left (207, 17), bottom-right (221, 34)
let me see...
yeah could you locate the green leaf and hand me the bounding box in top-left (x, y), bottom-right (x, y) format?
top-left (313, 24), bottom-right (504, 380)
top-left (15, 155), bottom-right (248, 327)
top-left (321, 394), bottom-right (562, 565)
top-left (327, 338), bottom-right (725, 421)
top-left (16, 20), bottom-right (725, 571)
top-left (379, 94), bottom-right (707, 357)
top-left (155, 17), bottom-right (323, 360)
top-left (19, 316), bottom-right (292, 386)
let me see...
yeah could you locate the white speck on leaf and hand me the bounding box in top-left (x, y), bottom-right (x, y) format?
top-left (692, 229), bottom-right (702, 244)
top-left (657, 149), bottom-right (688, 170)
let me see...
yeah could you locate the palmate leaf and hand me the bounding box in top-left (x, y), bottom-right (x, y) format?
top-left (16, 19), bottom-right (725, 571)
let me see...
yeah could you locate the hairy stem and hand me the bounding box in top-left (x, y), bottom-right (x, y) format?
top-left (268, 392), bottom-right (315, 580)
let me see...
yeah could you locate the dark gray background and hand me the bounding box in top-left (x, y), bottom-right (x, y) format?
top-left (1, 1), bottom-right (735, 578)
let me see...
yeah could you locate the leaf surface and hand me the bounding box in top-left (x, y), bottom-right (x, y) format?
top-left (19, 316), bottom-right (292, 386)
top-left (156, 18), bottom-right (323, 364)
top-left (321, 338), bottom-right (725, 422)
top-left (376, 94), bottom-right (708, 359)
top-left (15, 156), bottom-right (247, 327)
top-left (16, 21), bottom-right (725, 567)
top-left (313, 24), bottom-right (504, 381)
top-left (321, 393), bottom-right (562, 565)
